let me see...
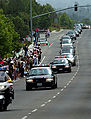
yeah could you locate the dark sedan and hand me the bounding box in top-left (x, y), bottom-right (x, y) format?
top-left (26, 66), bottom-right (57, 90)
top-left (50, 58), bottom-right (71, 73)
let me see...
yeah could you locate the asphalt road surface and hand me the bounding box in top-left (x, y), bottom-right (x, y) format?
top-left (1, 29), bottom-right (91, 119)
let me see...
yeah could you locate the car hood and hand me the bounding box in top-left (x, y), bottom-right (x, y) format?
top-left (26, 75), bottom-right (53, 79)
top-left (52, 64), bottom-right (66, 66)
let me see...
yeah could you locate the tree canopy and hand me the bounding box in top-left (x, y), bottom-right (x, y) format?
top-left (58, 13), bottom-right (74, 29)
top-left (0, 9), bottom-right (20, 58)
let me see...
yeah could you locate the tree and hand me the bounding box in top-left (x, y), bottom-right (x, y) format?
top-left (0, 9), bottom-right (20, 58)
top-left (58, 13), bottom-right (74, 29)
top-left (12, 16), bottom-right (30, 38)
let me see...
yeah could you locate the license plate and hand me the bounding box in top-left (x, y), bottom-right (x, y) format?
top-left (37, 83), bottom-right (42, 86)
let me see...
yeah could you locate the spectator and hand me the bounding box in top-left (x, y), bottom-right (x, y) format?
top-left (24, 45), bottom-right (28, 56)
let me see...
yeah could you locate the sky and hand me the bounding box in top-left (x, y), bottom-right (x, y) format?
top-left (37, 0), bottom-right (91, 9)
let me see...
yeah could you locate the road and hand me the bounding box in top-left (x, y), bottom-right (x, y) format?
top-left (0, 29), bottom-right (91, 119)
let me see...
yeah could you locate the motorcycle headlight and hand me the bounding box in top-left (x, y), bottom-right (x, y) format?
top-left (52, 66), bottom-right (56, 68)
top-left (0, 85), bottom-right (6, 90)
top-left (27, 79), bottom-right (33, 82)
top-left (46, 78), bottom-right (54, 82)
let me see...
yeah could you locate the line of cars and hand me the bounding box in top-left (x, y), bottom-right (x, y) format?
top-left (25, 23), bottom-right (84, 91)
top-left (50, 23), bottom-right (83, 73)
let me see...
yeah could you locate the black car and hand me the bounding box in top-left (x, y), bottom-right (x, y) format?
top-left (50, 58), bottom-right (71, 73)
top-left (26, 65), bottom-right (57, 90)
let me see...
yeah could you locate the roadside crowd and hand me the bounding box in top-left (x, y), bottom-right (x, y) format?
top-left (0, 44), bottom-right (42, 80)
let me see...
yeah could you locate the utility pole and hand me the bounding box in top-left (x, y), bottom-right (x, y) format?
top-left (30, 0), bottom-right (32, 42)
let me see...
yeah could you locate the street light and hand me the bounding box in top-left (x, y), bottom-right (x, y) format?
top-left (30, 0), bottom-right (32, 42)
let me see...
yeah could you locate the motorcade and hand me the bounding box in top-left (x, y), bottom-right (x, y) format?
top-left (74, 30), bottom-right (79, 37)
top-left (66, 31), bottom-right (76, 40)
top-left (60, 39), bottom-right (73, 48)
top-left (25, 65), bottom-right (57, 90)
top-left (60, 35), bottom-right (71, 41)
top-left (0, 68), bottom-right (14, 111)
top-left (61, 45), bottom-right (76, 56)
top-left (60, 47), bottom-right (75, 56)
top-left (74, 27), bottom-right (81, 34)
top-left (50, 58), bottom-right (71, 73)
top-left (82, 24), bottom-right (90, 29)
top-left (61, 53), bottom-right (76, 66)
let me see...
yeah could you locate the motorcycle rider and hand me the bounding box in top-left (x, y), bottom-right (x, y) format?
top-left (0, 69), bottom-right (14, 110)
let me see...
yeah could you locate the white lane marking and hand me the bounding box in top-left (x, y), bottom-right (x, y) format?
top-left (28, 113), bottom-right (31, 115)
top-left (57, 92), bottom-right (60, 95)
top-left (22, 116), bottom-right (28, 119)
top-left (53, 96), bottom-right (56, 99)
top-left (39, 56), bottom-right (45, 65)
top-left (69, 81), bottom-right (71, 83)
top-left (61, 89), bottom-right (64, 91)
top-left (64, 86), bottom-right (67, 89)
top-left (32, 109), bottom-right (38, 113)
top-left (48, 100), bottom-right (51, 103)
top-left (71, 78), bottom-right (73, 81)
top-left (67, 83), bottom-right (69, 86)
top-left (41, 104), bottom-right (46, 107)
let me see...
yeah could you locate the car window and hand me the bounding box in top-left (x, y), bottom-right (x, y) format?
top-left (0, 71), bottom-right (6, 82)
top-left (62, 40), bottom-right (71, 44)
top-left (53, 59), bottom-right (67, 64)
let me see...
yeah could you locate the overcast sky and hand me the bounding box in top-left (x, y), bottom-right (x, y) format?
top-left (37, 0), bottom-right (91, 9)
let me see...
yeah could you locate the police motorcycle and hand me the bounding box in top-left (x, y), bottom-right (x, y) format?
top-left (0, 66), bottom-right (14, 111)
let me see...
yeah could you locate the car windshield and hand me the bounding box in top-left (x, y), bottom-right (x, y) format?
top-left (62, 48), bottom-right (73, 54)
top-left (29, 68), bottom-right (51, 76)
top-left (62, 40), bottom-right (71, 44)
top-left (53, 58), bottom-right (67, 64)
top-left (62, 37), bottom-right (70, 39)
top-left (67, 31), bottom-right (73, 34)
top-left (61, 54), bottom-right (73, 58)
top-left (0, 71), bottom-right (6, 82)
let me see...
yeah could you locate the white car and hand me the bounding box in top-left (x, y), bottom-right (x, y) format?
top-left (61, 53), bottom-right (76, 66)
top-left (60, 39), bottom-right (73, 48)
top-left (37, 39), bottom-right (48, 45)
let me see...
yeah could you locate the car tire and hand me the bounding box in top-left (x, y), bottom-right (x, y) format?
top-left (55, 82), bottom-right (57, 88)
top-left (51, 82), bottom-right (57, 89)
top-left (3, 105), bottom-right (7, 111)
top-left (26, 85), bottom-right (32, 91)
top-left (68, 68), bottom-right (71, 73)
top-left (73, 61), bottom-right (76, 66)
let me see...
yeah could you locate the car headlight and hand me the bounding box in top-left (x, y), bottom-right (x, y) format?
top-left (27, 79), bottom-right (33, 82)
top-left (0, 85), bottom-right (5, 90)
top-left (65, 65), bottom-right (69, 68)
top-left (46, 78), bottom-right (54, 82)
top-left (52, 66), bottom-right (56, 68)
